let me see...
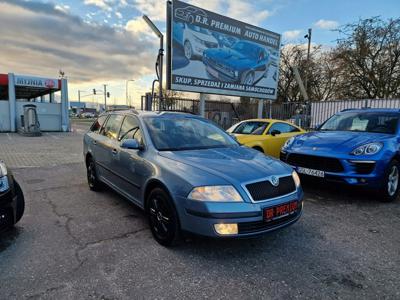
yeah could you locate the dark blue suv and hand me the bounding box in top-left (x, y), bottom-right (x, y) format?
top-left (281, 109), bottom-right (400, 202)
top-left (203, 40), bottom-right (270, 86)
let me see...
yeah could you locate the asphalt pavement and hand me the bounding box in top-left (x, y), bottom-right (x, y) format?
top-left (0, 121), bottom-right (399, 299)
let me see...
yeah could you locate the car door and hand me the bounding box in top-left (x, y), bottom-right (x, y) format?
top-left (95, 113), bottom-right (124, 186)
top-left (264, 122), bottom-right (300, 157)
top-left (115, 115), bottom-right (150, 203)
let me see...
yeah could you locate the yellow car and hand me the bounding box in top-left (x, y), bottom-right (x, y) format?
top-left (227, 119), bottom-right (306, 158)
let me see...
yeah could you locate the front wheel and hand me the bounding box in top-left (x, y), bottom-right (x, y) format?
top-left (147, 188), bottom-right (181, 247)
top-left (241, 72), bottom-right (255, 85)
top-left (184, 41), bottom-right (193, 60)
top-left (379, 160), bottom-right (400, 202)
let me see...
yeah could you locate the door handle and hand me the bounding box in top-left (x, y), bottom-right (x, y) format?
top-left (112, 149), bottom-right (118, 155)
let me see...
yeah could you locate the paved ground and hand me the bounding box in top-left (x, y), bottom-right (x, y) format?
top-left (1, 121), bottom-right (400, 299)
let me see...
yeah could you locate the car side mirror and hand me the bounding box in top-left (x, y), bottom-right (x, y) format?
top-left (120, 138), bottom-right (142, 150)
top-left (271, 130), bottom-right (281, 136)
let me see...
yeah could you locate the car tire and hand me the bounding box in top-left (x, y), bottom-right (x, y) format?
top-left (184, 40), bottom-right (193, 60)
top-left (147, 187), bottom-right (182, 247)
top-left (379, 159), bottom-right (400, 202)
top-left (14, 180), bottom-right (25, 224)
top-left (86, 157), bottom-right (102, 191)
top-left (241, 72), bottom-right (255, 85)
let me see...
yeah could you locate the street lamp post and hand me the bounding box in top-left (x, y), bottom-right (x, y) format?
top-left (143, 15), bottom-right (164, 110)
top-left (304, 28), bottom-right (312, 95)
top-left (126, 80), bottom-right (135, 107)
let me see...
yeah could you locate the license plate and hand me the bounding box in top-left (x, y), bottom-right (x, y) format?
top-left (207, 67), bottom-right (219, 78)
top-left (264, 201), bottom-right (298, 222)
top-left (296, 167), bottom-right (325, 178)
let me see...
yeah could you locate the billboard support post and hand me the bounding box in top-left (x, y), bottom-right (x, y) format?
top-left (199, 93), bottom-right (206, 117)
top-left (257, 99), bottom-right (264, 118)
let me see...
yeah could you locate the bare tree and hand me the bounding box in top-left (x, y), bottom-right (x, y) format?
top-left (333, 17), bottom-right (400, 99)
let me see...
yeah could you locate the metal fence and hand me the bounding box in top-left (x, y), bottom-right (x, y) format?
top-left (141, 95), bottom-right (400, 130)
top-left (141, 95), bottom-right (259, 129)
top-left (310, 99), bottom-right (400, 128)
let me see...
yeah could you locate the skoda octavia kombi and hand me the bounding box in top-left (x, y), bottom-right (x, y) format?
top-left (84, 111), bottom-right (303, 246)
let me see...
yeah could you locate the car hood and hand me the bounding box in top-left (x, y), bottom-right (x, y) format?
top-left (159, 146), bottom-right (291, 184)
top-left (205, 48), bottom-right (253, 70)
top-left (290, 131), bottom-right (393, 153)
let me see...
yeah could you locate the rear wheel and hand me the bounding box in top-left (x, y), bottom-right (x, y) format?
top-left (379, 160), bottom-right (400, 202)
top-left (147, 188), bottom-right (181, 247)
top-left (86, 157), bottom-right (102, 191)
top-left (14, 180), bottom-right (25, 224)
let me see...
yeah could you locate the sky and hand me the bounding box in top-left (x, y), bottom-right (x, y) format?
top-left (0, 0), bottom-right (399, 107)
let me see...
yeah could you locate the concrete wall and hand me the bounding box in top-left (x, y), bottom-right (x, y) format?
top-left (16, 102), bottom-right (62, 132)
top-left (0, 101), bottom-right (11, 132)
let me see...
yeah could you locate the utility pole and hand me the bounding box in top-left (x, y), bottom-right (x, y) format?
top-left (304, 28), bottom-right (312, 95)
top-left (103, 84), bottom-right (107, 111)
top-left (78, 90), bottom-right (81, 103)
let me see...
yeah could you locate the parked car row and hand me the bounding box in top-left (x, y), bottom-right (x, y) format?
top-left (232, 108), bottom-right (400, 202)
top-left (83, 107), bottom-right (399, 246)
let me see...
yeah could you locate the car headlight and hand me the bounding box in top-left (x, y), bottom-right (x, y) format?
top-left (351, 142), bottom-right (383, 156)
top-left (292, 171), bottom-right (301, 188)
top-left (0, 161), bottom-right (9, 192)
top-left (283, 137), bottom-right (295, 150)
top-left (193, 35), bottom-right (205, 45)
top-left (188, 185), bottom-right (243, 202)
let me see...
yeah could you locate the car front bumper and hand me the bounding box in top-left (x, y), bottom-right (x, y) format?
top-left (0, 177), bottom-right (17, 231)
top-left (176, 188), bottom-right (303, 238)
top-left (280, 150), bottom-right (389, 189)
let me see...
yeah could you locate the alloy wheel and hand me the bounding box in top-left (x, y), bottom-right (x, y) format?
top-left (87, 162), bottom-right (96, 188)
top-left (149, 196), bottom-right (172, 240)
top-left (184, 42), bottom-right (192, 60)
top-left (388, 165), bottom-right (399, 196)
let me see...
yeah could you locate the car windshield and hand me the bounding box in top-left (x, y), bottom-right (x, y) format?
top-left (187, 24), bottom-right (210, 34)
top-left (320, 112), bottom-right (399, 134)
top-left (144, 116), bottom-right (238, 151)
top-left (232, 42), bottom-right (258, 58)
top-left (232, 121), bottom-right (269, 135)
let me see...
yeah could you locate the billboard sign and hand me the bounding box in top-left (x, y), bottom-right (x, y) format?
top-left (167, 0), bottom-right (281, 99)
top-left (15, 75), bottom-right (59, 89)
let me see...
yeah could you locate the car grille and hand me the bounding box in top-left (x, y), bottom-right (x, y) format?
top-left (205, 57), bottom-right (235, 78)
top-left (286, 153), bottom-right (344, 173)
top-left (238, 206), bottom-right (302, 234)
top-left (245, 176), bottom-right (296, 201)
top-left (205, 41), bottom-right (218, 48)
top-left (350, 161), bottom-right (376, 174)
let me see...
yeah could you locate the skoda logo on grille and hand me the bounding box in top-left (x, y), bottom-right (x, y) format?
top-left (270, 176), bottom-right (279, 187)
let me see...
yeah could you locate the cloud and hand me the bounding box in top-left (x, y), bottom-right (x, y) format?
top-left (84, 0), bottom-right (110, 11)
top-left (283, 30), bottom-right (301, 41)
top-left (115, 11), bottom-right (122, 19)
top-left (134, 0), bottom-right (273, 25)
top-left (0, 0), bottom-right (157, 84)
top-left (314, 19), bottom-right (339, 30)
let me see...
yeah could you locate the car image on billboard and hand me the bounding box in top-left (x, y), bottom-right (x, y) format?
top-left (168, 0), bottom-right (281, 99)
